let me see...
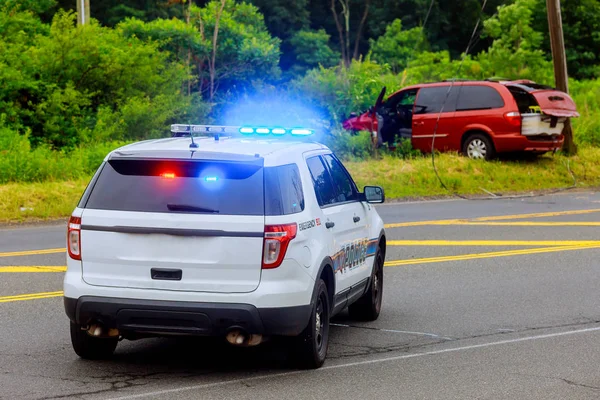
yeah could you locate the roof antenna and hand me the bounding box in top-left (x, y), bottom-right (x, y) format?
top-left (189, 124), bottom-right (199, 149)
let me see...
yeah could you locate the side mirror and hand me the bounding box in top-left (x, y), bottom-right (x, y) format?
top-left (364, 186), bottom-right (385, 204)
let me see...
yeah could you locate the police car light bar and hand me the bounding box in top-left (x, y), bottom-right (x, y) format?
top-left (170, 124), bottom-right (314, 137)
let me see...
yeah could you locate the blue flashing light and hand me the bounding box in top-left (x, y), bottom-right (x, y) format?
top-left (290, 128), bottom-right (313, 136)
top-left (205, 176), bottom-right (219, 182)
top-left (271, 128), bottom-right (286, 135)
top-left (255, 128), bottom-right (270, 134)
top-left (239, 127), bottom-right (254, 134)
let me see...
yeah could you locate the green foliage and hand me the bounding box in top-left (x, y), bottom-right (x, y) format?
top-left (370, 20), bottom-right (428, 73)
top-left (0, 9), bottom-right (193, 148)
top-left (119, 17), bottom-right (208, 63)
top-left (404, 51), bottom-right (485, 84)
top-left (294, 58), bottom-right (399, 122)
top-left (571, 79), bottom-right (600, 147)
top-left (188, 1), bottom-right (281, 97)
top-left (0, 120), bottom-right (125, 183)
top-left (388, 137), bottom-right (421, 160)
top-left (1, 0), bottom-right (57, 15)
top-left (322, 129), bottom-right (373, 160)
top-left (289, 29), bottom-right (339, 75)
top-left (479, 0), bottom-right (553, 84)
top-left (530, 0), bottom-right (600, 80)
top-left (249, 0), bottom-right (309, 41)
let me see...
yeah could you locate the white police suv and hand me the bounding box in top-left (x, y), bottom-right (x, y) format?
top-left (64, 125), bottom-right (386, 368)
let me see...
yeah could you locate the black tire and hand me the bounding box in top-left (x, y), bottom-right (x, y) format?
top-left (70, 322), bottom-right (118, 360)
top-left (294, 279), bottom-right (330, 369)
top-left (348, 250), bottom-right (384, 321)
top-left (462, 133), bottom-right (495, 160)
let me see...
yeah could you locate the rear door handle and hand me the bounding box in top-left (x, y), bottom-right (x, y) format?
top-left (325, 222), bottom-right (335, 229)
top-left (414, 121), bottom-right (425, 126)
top-left (353, 216), bottom-right (361, 223)
top-left (151, 268), bottom-right (182, 281)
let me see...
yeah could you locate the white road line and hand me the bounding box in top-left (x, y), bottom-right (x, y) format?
top-left (105, 325), bottom-right (600, 400)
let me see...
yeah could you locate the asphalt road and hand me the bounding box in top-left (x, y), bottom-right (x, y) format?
top-left (1, 191), bottom-right (600, 399)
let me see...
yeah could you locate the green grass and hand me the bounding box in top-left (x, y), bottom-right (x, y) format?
top-left (346, 148), bottom-right (600, 198)
top-left (0, 179), bottom-right (89, 224)
top-left (2, 148), bottom-right (600, 224)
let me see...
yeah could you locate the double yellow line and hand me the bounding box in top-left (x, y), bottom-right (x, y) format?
top-left (385, 243), bottom-right (600, 267)
top-left (384, 208), bottom-right (600, 228)
top-left (0, 291), bottom-right (63, 303)
top-left (0, 248), bottom-right (65, 258)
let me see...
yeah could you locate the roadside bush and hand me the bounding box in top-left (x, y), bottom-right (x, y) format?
top-left (293, 59), bottom-right (399, 123)
top-left (323, 129), bottom-right (373, 160)
top-left (0, 9), bottom-right (193, 149)
top-left (571, 79), bottom-right (600, 147)
top-left (388, 137), bottom-right (421, 160)
top-left (0, 122), bottom-right (124, 183)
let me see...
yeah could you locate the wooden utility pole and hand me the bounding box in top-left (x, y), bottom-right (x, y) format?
top-left (77, 0), bottom-right (91, 25)
top-left (546, 0), bottom-right (576, 155)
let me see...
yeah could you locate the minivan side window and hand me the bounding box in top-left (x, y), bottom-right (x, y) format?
top-left (456, 85), bottom-right (505, 111)
top-left (322, 154), bottom-right (359, 203)
top-left (265, 164), bottom-right (304, 216)
top-left (414, 86), bottom-right (458, 114)
top-left (306, 156), bottom-right (338, 207)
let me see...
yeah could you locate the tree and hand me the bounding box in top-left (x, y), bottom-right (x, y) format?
top-left (479, 0), bottom-right (553, 83)
top-left (191, 1), bottom-right (281, 100)
top-left (531, 0), bottom-right (600, 80)
top-left (248, 0), bottom-right (309, 41)
top-left (0, 10), bottom-right (193, 148)
top-left (289, 29), bottom-right (340, 75)
top-left (329, 0), bottom-right (370, 66)
top-left (370, 19), bottom-right (428, 73)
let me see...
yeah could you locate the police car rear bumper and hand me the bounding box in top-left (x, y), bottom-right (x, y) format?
top-left (64, 296), bottom-right (311, 337)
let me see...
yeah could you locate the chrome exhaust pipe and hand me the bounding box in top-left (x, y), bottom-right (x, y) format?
top-left (226, 329), bottom-right (263, 347)
top-left (86, 323), bottom-right (119, 338)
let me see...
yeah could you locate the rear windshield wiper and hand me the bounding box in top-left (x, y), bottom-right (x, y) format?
top-left (167, 204), bottom-right (219, 214)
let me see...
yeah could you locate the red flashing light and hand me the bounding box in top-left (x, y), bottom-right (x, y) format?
top-left (160, 172), bottom-right (176, 179)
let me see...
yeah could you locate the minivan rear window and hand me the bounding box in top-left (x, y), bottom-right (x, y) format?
top-left (456, 85), bottom-right (505, 111)
top-left (83, 159), bottom-right (265, 215)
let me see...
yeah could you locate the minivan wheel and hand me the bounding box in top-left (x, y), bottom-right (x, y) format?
top-left (294, 279), bottom-right (330, 369)
top-left (463, 134), bottom-right (495, 160)
top-left (70, 322), bottom-right (118, 360)
top-left (348, 250), bottom-right (384, 321)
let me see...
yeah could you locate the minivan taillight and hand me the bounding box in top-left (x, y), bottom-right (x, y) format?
top-left (67, 216), bottom-right (82, 260)
top-left (262, 223), bottom-right (297, 269)
top-left (504, 111), bottom-right (522, 127)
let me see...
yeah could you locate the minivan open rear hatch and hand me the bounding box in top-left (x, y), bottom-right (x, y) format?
top-left (79, 155), bottom-right (265, 294)
top-left (506, 83), bottom-right (579, 137)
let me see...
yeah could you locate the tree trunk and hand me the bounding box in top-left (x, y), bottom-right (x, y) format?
top-left (186, 0), bottom-right (193, 96)
top-left (546, 0), bottom-right (576, 155)
top-left (330, 0), bottom-right (348, 67)
top-left (210, 0), bottom-right (227, 101)
top-left (353, 0), bottom-right (370, 60)
top-left (340, 0), bottom-right (350, 65)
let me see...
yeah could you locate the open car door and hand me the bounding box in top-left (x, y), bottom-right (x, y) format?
top-left (529, 89), bottom-right (579, 118)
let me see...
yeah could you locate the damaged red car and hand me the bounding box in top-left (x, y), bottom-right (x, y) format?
top-left (342, 80), bottom-right (579, 160)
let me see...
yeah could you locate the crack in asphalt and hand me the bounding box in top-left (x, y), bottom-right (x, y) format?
top-left (6, 319), bottom-right (600, 400)
top-left (512, 373), bottom-right (600, 392)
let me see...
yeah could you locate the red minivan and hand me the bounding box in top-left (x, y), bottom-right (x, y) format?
top-left (342, 80), bottom-right (579, 160)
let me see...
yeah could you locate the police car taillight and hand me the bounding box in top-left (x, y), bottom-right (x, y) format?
top-left (67, 216), bottom-right (82, 260)
top-left (262, 223), bottom-right (297, 269)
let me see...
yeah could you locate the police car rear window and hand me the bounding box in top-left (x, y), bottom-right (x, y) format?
top-left (264, 164), bottom-right (304, 216)
top-left (83, 159), bottom-right (264, 215)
